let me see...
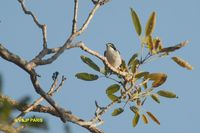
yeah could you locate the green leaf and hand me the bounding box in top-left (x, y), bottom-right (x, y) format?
top-left (135, 72), bottom-right (149, 79)
top-left (145, 11), bottom-right (156, 36)
top-left (130, 8), bottom-right (142, 36)
top-left (112, 108), bottom-right (124, 116)
top-left (150, 94), bottom-right (160, 103)
top-left (143, 78), bottom-right (148, 89)
top-left (106, 84), bottom-right (120, 95)
top-left (132, 113), bottom-right (140, 127)
top-left (80, 56), bottom-right (100, 72)
top-left (120, 59), bottom-right (128, 72)
top-left (0, 99), bottom-right (12, 122)
top-left (128, 53), bottom-right (138, 66)
top-left (131, 59), bottom-right (140, 74)
top-left (157, 90), bottom-right (178, 98)
top-left (75, 73), bottom-right (98, 81)
top-left (171, 56), bottom-right (193, 70)
top-left (103, 65), bottom-right (110, 76)
top-left (159, 40), bottom-right (188, 54)
top-left (142, 114), bottom-right (148, 124)
top-left (107, 94), bottom-right (119, 102)
top-left (130, 106), bottom-right (139, 114)
top-left (154, 38), bottom-right (163, 52)
top-left (148, 73), bottom-right (167, 87)
top-left (146, 35), bottom-right (155, 54)
top-left (146, 111), bottom-right (160, 125)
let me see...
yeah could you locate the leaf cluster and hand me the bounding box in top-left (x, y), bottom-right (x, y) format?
top-left (74, 8), bottom-right (193, 128)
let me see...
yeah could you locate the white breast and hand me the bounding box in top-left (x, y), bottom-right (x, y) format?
top-left (105, 47), bottom-right (122, 68)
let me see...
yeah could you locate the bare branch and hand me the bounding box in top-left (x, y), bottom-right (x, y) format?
top-left (50, 76), bottom-right (66, 95)
top-left (75, 3), bottom-right (100, 36)
top-left (18, 0), bottom-right (47, 49)
top-left (1, 39), bottom-right (130, 131)
top-left (91, 101), bottom-right (115, 124)
top-left (91, 79), bottom-right (149, 124)
top-left (72, 0), bottom-right (79, 34)
top-left (0, 43), bottom-right (69, 122)
top-left (0, 42), bottom-right (105, 130)
top-left (10, 73), bottom-right (66, 125)
top-left (33, 41), bottom-right (132, 80)
top-left (1, 1), bottom-right (113, 132)
top-left (0, 94), bottom-right (103, 133)
top-left (29, 73), bottom-right (70, 123)
top-left (42, 25), bottom-right (47, 49)
top-left (0, 43), bottom-right (29, 72)
top-left (31, 3), bottom-right (101, 67)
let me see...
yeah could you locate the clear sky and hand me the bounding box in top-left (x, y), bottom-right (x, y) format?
top-left (0, 0), bottom-right (200, 133)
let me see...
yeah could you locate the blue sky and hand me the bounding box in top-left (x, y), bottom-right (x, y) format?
top-left (0, 0), bottom-right (200, 133)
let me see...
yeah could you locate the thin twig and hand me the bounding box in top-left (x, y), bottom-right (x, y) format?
top-left (18, 0), bottom-right (47, 49)
top-left (72, 0), bottom-right (79, 34)
top-left (75, 3), bottom-right (100, 36)
top-left (102, 75), bottom-right (122, 85)
top-left (29, 2), bottom-right (101, 68)
top-left (50, 76), bottom-right (66, 96)
top-left (140, 52), bottom-right (151, 64)
top-left (10, 73), bottom-right (66, 125)
top-left (90, 101), bottom-right (116, 123)
top-left (30, 72), bottom-right (70, 123)
top-left (91, 78), bottom-right (149, 123)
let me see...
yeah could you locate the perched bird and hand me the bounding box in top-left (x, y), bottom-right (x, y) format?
top-left (104, 43), bottom-right (122, 69)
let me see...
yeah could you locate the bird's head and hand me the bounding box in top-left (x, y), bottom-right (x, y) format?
top-left (106, 43), bottom-right (117, 51)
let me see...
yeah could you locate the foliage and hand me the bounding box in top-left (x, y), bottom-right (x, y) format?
top-left (76, 8), bottom-right (193, 128)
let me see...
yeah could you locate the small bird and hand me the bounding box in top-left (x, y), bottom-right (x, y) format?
top-left (104, 43), bottom-right (122, 69)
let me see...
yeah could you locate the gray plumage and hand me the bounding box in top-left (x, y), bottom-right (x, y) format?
top-left (104, 43), bottom-right (122, 68)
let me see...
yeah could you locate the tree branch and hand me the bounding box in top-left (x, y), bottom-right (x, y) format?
top-left (0, 43), bottom-right (29, 72)
top-left (18, 0), bottom-right (47, 49)
top-left (29, 72), bottom-right (70, 123)
top-left (0, 43), bottom-right (70, 123)
top-left (0, 94), bottom-right (104, 133)
top-left (0, 0), bottom-right (112, 132)
top-left (74, 42), bottom-right (132, 80)
top-left (10, 73), bottom-right (66, 125)
top-left (72, 0), bottom-right (79, 34)
top-left (30, 41), bottom-right (132, 81)
top-left (74, 3), bottom-right (100, 36)
top-left (28, 3), bottom-right (101, 67)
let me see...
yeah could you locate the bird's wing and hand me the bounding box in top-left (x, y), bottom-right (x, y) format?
top-left (104, 51), bottom-right (107, 57)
